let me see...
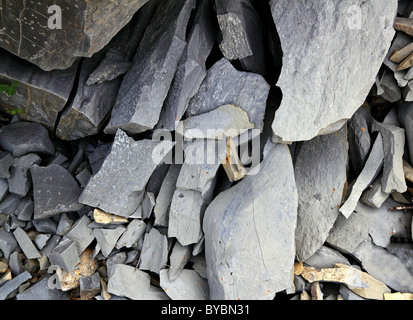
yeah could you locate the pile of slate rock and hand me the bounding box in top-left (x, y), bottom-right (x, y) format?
top-left (0, 0), bottom-right (412, 300)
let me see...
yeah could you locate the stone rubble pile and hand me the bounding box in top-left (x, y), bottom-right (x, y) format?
top-left (0, 0), bottom-right (412, 300)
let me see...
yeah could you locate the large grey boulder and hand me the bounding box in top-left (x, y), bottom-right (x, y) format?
top-left (104, 0), bottom-right (196, 135)
top-left (270, 0), bottom-right (397, 143)
top-left (294, 126), bottom-right (348, 262)
top-left (203, 141), bottom-right (298, 299)
top-left (0, 0), bottom-right (150, 71)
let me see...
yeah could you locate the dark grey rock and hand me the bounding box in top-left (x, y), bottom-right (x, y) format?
top-left (76, 167), bottom-right (92, 189)
top-left (116, 219), bottom-right (147, 249)
top-left (34, 234), bottom-right (52, 251)
top-left (79, 130), bottom-right (174, 218)
top-left (9, 251), bottom-right (23, 276)
top-left (31, 164), bottom-right (83, 220)
top-left (0, 152), bottom-right (12, 179)
top-left (16, 276), bottom-right (70, 300)
top-left (139, 228), bottom-right (168, 274)
top-left (0, 179), bottom-right (8, 202)
top-left (0, 229), bottom-right (18, 259)
top-left (104, 0), bottom-right (196, 135)
top-left (93, 226), bottom-right (126, 257)
top-left (304, 246), bottom-right (350, 269)
top-left (49, 238), bottom-right (80, 273)
top-left (32, 218), bottom-right (57, 234)
top-left (80, 272), bottom-right (101, 300)
top-left (8, 153), bottom-right (41, 197)
top-left (40, 235), bottom-right (61, 258)
top-left (13, 226), bottom-right (41, 259)
top-left (87, 141), bottom-right (112, 175)
top-left (56, 213), bottom-right (73, 236)
top-left (379, 69), bottom-right (402, 102)
top-left (0, 271), bottom-right (31, 300)
top-left (0, 193), bottom-right (21, 215)
top-left (63, 215), bottom-right (94, 255)
top-left (16, 196), bottom-right (33, 222)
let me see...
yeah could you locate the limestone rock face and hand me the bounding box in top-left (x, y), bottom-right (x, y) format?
top-left (270, 0), bottom-right (397, 143)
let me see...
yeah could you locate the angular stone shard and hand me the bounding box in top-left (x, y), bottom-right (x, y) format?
top-left (397, 101), bottom-right (413, 163)
top-left (13, 227), bottom-right (41, 259)
top-left (294, 126), bottom-right (348, 261)
top-left (270, 0), bottom-right (397, 143)
top-left (116, 219), bottom-right (147, 249)
top-left (360, 175), bottom-right (390, 208)
top-left (0, 152), bottom-right (12, 179)
top-left (93, 209), bottom-right (128, 225)
top-left (390, 41), bottom-right (413, 63)
top-left (8, 153), bottom-right (41, 197)
top-left (63, 216), bottom-right (95, 256)
top-left (215, 0), bottom-right (267, 74)
top-left (0, 229), bottom-right (18, 259)
top-left (0, 121), bottom-right (55, 158)
top-left (104, 0), bottom-right (196, 135)
top-left (93, 226), bottom-right (126, 257)
top-left (160, 269), bottom-right (210, 300)
top-left (203, 141), bottom-right (298, 299)
top-left (0, 0), bottom-right (150, 71)
top-left (31, 164), bottom-right (83, 220)
top-left (139, 228), bottom-right (168, 274)
top-left (0, 271), bottom-right (31, 300)
top-left (16, 276), bottom-right (70, 300)
top-left (304, 246), bottom-right (350, 269)
top-left (49, 238), bottom-right (80, 273)
top-left (378, 69), bottom-right (402, 102)
top-left (79, 130), bottom-right (174, 217)
top-left (168, 241), bottom-right (192, 281)
top-left (79, 272), bottom-right (101, 300)
top-left (384, 32), bottom-right (412, 87)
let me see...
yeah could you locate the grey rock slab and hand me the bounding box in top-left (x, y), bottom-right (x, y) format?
top-left (156, 0), bottom-right (217, 131)
top-left (185, 58), bottom-right (270, 133)
top-left (9, 251), bottom-right (23, 276)
top-left (215, 0), bottom-right (267, 74)
top-left (372, 121), bottom-right (407, 193)
top-left (31, 164), bottom-right (83, 220)
top-left (327, 198), bottom-right (412, 254)
top-left (160, 269), bottom-right (210, 300)
top-left (0, 152), bottom-right (12, 179)
top-left (379, 68), bottom-right (402, 102)
top-left (0, 50), bottom-right (77, 129)
top-left (8, 153), bottom-right (41, 197)
top-left (56, 213), bottom-right (73, 236)
top-left (32, 218), bottom-right (57, 234)
top-left (397, 101), bottom-right (413, 163)
top-left (13, 227), bottom-right (41, 259)
top-left (0, 0), bottom-right (150, 71)
top-left (294, 126), bottom-right (348, 261)
top-left (190, 254), bottom-right (207, 279)
top-left (168, 241), bottom-right (192, 281)
top-left (16, 276), bottom-right (70, 300)
top-left (107, 264), bottom-right (168, 300)
top-left (41, 235), bottom-right (61, 258)
top-left (203, 141), bottom-right (298, 299)
top-left (360, 174), bottom-right (390, 208)
top-left (0, 229), bottom-right (18, 259)
top-left (49, 238), bottom-right (80, 273)
top-left (79, 272), bottom-right (101, 300)
top-left (154, 164), bottom-right (181, 227)
top-left (34, 233), bottom-right (52, 251)
top-left (16, 197), bottom-right (33, 222)
top-left (0, 271), bottom-right (31, 300)
top-left (403, 79), bottom-right (413, 101)
top-left (87, 141), bottom-right (112, 175)
top-left (104, 0), bottom-right (196, 135)
top-left (141, 192), bottom-right (156, 220)
top-left (79, 130), bottom-right (175, 217)
top-left (139, 228), bottom-right (168, 274)
top-left (304, 246), bottom-right (350, 269)
top-left (63, 215), bottom-right (94, 255)
top-left (404, 66), bottom-right (413, 80)
top-left (339, 133), bottom-right (385, 218)
top-left (93, 226), bottom-right (126, 258)
top-left (116, 219), bottom-right (146, 249)
top-left (0, 121), bottom-right (54, 158)
top-left (0, 193), bottom-right (21, 216)
top-left (0, 179), bottom-right (7, 202)
top-left (270, 0), bottom-right (397, 143)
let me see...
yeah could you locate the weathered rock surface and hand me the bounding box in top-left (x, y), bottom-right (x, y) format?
top-left (203, 141), bottom-right (298, 299)
top-left (397, 101), bottom-right (413, 163)
top-left (139, 228), bottom-right (168, 274)
top-left (160, 269), bottom-right (209, 300)
top-left (270, 0), bottom-right (397, 142)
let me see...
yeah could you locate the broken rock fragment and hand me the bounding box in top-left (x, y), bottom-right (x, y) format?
top-left (139, 228), bottom-right (169, 274)
top-left (160, 269), bottom-right (209, 300)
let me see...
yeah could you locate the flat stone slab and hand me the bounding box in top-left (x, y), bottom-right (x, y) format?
top-left (139, 228), bottom-right (168, 274)
top-left (160, 269), bottom-right (209, 300)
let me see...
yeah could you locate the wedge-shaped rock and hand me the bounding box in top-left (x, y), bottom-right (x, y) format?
top-left (107, 264), bottom-right (167, 300)
top-left (294, 126), bottom-right (348, 261)
top-left (16, 276), bottom-right (70, 300)
top-left (185, 58), bottom-right (269, 132)
top-left (93, 227), bottom-right (126, 258)
top-left (104, 0), bottom-right (196, 135)
top-left (339, 133), bottom-right (384, 218)
top-left (360, 174), bottom-right (390, 208)
top-left (215, 0), bottom-right (266, 74)
top-left (168, 241), bottom-right (192, 281)
top-left (203, 141), bottom-right (298, 299)
top-left (301, 264), bottom-right (391, 300)
top-left (270, 0), bottom-right (397, 142)
top-left (304, 246), bottom-right (350, 269)
top-left (160, 269), bottom-right (209, 300)
top-left (139, 228), bottom-right (168, 274)
top-left (8, 153), bottom-right (41, 197)
top-left (397, 101), bottom-right (413, 163)
top-left (116, 219), bottom-right (146, 249)
top-left (157, 0), bottom-right (217, 131)
top-left (79, 130), bottom-right (174, 217)
top-left (31, 164), bottom-right (83, 220)
top-left (13, 227), bottom-right (41, 259)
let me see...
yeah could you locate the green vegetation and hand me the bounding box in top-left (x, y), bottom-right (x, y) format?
top-left (0, 81), bottom-right (22, 115)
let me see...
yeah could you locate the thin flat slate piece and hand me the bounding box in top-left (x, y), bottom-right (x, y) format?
top-left (270, 0), bottom-right (397, 143)
top-left (79, 130), bottom-right (174, 217)
top-left (203, 141), bottom-right (298, 300)
top-left (13, 227), bottom-right (41, 259)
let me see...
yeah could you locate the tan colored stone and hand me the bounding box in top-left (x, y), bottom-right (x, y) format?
top-left (311, 282), bottom-right (323, 300)
top-left (390, 42), bottom-right (413, 63)
top-left (394, 17), bottom-right (413, 37)
top-left (222, 138), bottom-right (247, 182)
top-left (403, 159), bottom-right (413, 183)
top-left (300, 290), bottom-right (311, 300)
top-left (0, 270), bottom-right (12, 286)
top-left (93, 208), bottom-right (129, 225)
top-left (384, 292), bottom-right (413, 300)
top-left (0, 259), bottom-right (8, 273)
top-left (294, 262), bottom-right (304, 276)
top-left (397, 51), bottom-right (413, 71)
top-left (100, 277), bottom-right (112, 300)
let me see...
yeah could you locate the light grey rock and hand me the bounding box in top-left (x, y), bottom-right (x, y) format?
top-left (215, 0), bottom-right (266, 74)
top-left (7, 153), bottom-right (41, 197)
top-left (387, 245), bottom-right (413, 276)
top-left (0, 271), bottom-right (31, 300)
top-left (160, 269), bottom-right (209, 300)
top-left (339, 133), bottom-right (384, 218)
top-left (0, 179), bottom-right (8, 202)
top-left (327, 198), bottom-right (412, 254)
top-left (348, 106), bottom-right (373, 175)
top-left (157, 0), bottom-right (216, 131)
top-left (13, 226), bottom-right (41, 259)
top-left (190, 254), bottom-right (207, 279)
top-left (360, 174), bottom-right (390, 208)
top-left (16, 276), bottom-right (70, 300)
top-left (79, 130), bottom-right (174, 217)
top-left (0, 193), bottom-right (21, 216)
top-left (56, 213), bottom-right (73, 236)
top-left (270, 0), bottom-right (397, 143)
top-left (402, 79), bottom-right (413, 101)
top-left (352, 239), bottom-right (413, 293)
top-left (49, 238), bottom-right (80, 273)
top-left (9, 251), bottom-right (23, 276)
top-left (107, 264), bottom-right (168, 300)
top-left (116, 219), bottom-right (146, 249)
top-left (63, 215), bottom-right (94, 255)
top-left (294, 126), bottom-right (348, 261)
top-left (104, 0), bottom-right (196, 135)
top-left (0, 0), bottom-right (149, 71)
top-left (185, 58), bottom-right (269, 133)
top-left (141, 192), bottom-right (156, 220)
top-left (31, 164), bottom-right (83, 220)
top-left (87, 141), bottom-right (112, 175)
top-left (139, 228), bottom-right (168, 274)
top-left (203, 141), bottom-right (298, 299)
top-left (16, 197), bottom-right (33, 222)
top-left (154, 164), bottom-right (181, 227)
top-left (32, 218), bottom-right (57, 234)
top-left (372, 121), bottom-right (407, 193)
top-left (0, 152), bottom-right (12, 179)
top-left (34, 233), bottom-right (52, 251)
top-left (168, 241), bottom-right (192, 281)
top-left (0, 230), bottom-right (17, 259)
top-left (397, 101), bottom-right (413, 163)
top-left (93, 226), bottom-right (126, 257)
top-left (379, 69), bottom-right (402, 102)
top-left (303, 246), bottom-right (350, 269)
